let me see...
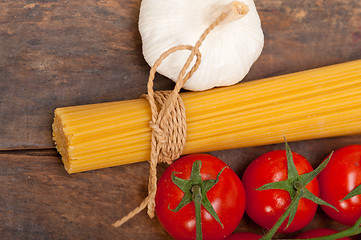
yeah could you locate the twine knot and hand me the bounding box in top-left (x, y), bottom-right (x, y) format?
top-left (148, 91), bottom-right (187, 164)
top-left (149, 121), bottom-right (167, 144)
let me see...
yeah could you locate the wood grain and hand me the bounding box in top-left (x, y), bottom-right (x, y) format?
top-left (0, 136), bottom-right (360, 239)
top-left (0, 0), bottom-right (360, 149)
top-left (0, 0), bottom-right (174, 150)
top-left (0, 0), bottom-right (361, 238)
top-left (0, 148), bottom-right (168, 239)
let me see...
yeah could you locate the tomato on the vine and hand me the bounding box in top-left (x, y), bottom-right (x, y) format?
top-left (155, 154), bottom-right (246, 240)
top-left (318, 145), bottom-right (361, 226)
top-left (242, 150), bottom-right (320, 233)
top-left (295, 228), bottom-right (350, 240)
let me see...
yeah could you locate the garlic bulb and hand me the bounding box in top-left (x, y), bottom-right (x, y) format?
top-left (138, 0), bottom-right (264, 91)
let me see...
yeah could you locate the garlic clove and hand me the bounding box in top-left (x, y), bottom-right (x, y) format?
top-left (139, 0), bottom-right (264, 91)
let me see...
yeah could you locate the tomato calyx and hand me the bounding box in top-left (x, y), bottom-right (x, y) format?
top-left (258, 140), bottom-right (337, 240)
top-left (169, 160), bottom-right (227, 240)
top-left (341, 184), bottom-right (361, 201)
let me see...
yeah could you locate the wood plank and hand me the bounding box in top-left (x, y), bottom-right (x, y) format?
top-left (0, 149), bottom-right (169, 239)
top-left (1, 0), bottom-right (361, 149)
top-left (0, 0), bottom-right (176, 150)
top-left (1, 1), bottom-right (361, 238)
top-left (0, 136), bottom-right (360, 239)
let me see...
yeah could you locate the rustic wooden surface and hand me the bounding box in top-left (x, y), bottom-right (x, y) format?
top-left (1, 137), bottom-right (361, 239)
top-left (1, 0), bottom-right (361, 149)
top-left (0, 0), bottom-right (361, 239)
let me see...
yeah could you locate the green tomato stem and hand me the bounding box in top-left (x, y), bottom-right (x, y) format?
top-left (294, 180), bottom-right (304, 190)
top-left (260, 190), bottom-right (303, 240)
top-left (192, 185), bottom-right (203, 240)
top-left (296, 215), bottom-right (361, 240)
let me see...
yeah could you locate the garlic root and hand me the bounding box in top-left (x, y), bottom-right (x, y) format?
top-left (209, 1), bottom-right (250, 25)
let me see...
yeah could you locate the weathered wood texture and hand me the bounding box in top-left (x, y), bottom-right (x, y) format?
top-left (0, 0), bottom-right (361, 149)
top-left (0, 136), bottom-right (360, 239)
top-left (1, 0), bottom-right (361, 239)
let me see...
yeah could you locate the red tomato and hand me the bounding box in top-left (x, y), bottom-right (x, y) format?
top-left (318, 145), bottom-right (361, 226)
top-left (295, 228), bottom-right (350, 239)
top-left (242, 150), bottom-right (319, 233)
top-left (155, 154), bottom-right (246, 240)
top-left (226, 232), bottom-right (262, 240)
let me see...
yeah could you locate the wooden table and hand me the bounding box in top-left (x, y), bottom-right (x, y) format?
top-left (1, 0), bottom-right (360, 239)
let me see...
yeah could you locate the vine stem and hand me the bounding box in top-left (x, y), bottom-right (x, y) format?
top-left (192, 185), bottom-right (203, 240)
top-left (297, 215), bottom-right (361, 240)
top-left (260, 190), bottom-right (303, 240)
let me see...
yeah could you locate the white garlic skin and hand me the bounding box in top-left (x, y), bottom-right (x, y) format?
top-left (139, 0), bottom-right (264, 91)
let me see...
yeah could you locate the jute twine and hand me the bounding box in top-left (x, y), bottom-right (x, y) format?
top-left (112, 1), bottom-right (249, 228)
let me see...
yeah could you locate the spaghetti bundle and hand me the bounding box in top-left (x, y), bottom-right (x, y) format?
top-left (53, 59), bottom-right (361, 173)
